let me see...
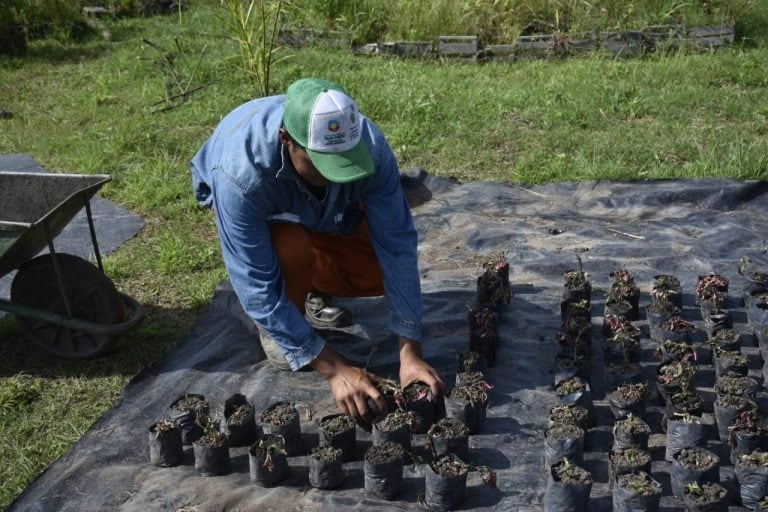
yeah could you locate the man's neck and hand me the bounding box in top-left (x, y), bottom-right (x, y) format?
top-left (302, 177), bottom-right (328, 202)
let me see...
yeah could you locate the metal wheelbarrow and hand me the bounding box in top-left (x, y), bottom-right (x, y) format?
top-left (0, 172), bottom-right (145, 357)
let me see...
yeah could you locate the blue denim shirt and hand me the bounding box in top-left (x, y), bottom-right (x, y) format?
top-left (190, 95), bottom-right (423, 370)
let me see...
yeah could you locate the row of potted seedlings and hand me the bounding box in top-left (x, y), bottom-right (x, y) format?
top-left (145, 254), bottom-right (509, 510)
top-left (470, 252), bottom-right (512, 367)
top-left (545, 259), bottom-right (595, 511)
top-left (361, 253), bottom-right (509, 509)
top-left (545, 265), bottom-right (768, 511)
top-left (406, 252), bottom-right (511, 510)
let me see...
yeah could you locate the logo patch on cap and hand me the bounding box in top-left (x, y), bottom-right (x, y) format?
top-left (307, 90), bottom-right (361, 154)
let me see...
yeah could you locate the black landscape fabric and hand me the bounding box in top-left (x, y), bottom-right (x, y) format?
top-left (7, 168), bottom-right (768, 512)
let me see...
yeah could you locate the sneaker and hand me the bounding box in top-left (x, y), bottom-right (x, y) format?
top-left (258, 329), bottom-right (292, 371)
top-left (305, 291), bottom-right (352, 329)
top-left (258, 328), bottom-right (312, 372)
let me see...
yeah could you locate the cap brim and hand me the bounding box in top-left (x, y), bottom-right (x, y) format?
top-left (307, 139), bottom-right (374, 184)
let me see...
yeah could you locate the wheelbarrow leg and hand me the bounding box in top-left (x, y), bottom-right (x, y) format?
top-left (43, 224), bottom-right (74, 319)
top-left (84, 198), bottom-right (104, 272)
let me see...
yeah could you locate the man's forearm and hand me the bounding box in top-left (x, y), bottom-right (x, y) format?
top-left (311, 345), bottom-right (348, 379)
top-left (399, 335), bottom-right (423, 360)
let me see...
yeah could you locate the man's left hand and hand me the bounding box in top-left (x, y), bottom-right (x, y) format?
top-left (398, 336), bottom-right (445, 401)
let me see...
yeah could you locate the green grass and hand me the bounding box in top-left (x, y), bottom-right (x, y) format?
top-left (0, 1), bottom-right (767, 509)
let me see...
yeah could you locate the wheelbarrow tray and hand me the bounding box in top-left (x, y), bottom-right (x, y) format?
top-left (0, 172), bottom-right (111, 278)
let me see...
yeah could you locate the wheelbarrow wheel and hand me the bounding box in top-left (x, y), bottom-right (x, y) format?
top-left (10, 253), bottom-right (123, 358)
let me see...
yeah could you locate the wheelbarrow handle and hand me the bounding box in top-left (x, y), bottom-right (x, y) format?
top-left (0, 292), bottom-right (145, 336)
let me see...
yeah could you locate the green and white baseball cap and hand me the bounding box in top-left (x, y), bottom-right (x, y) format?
top-left (284, 78), bottom-right (374, 183)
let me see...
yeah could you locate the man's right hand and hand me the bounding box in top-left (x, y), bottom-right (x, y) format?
top-left (311, 345), bottom-right (387, 429)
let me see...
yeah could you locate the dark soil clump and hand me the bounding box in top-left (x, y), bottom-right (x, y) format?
top-left (261, 402), bottom-right (298, 426)
top-left (366, 441), bottom-right (404, 465)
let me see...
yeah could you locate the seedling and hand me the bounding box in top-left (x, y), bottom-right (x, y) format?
top-left (195, 413), bottom-right (226, 446)
top-left (658, 360), bottom-right (697, 391)
top-left (614, 382), bottom-right (650, 403)
top-left (563, 255), bottom-right (588, 289)
top-left (661, 316), bottom-right (695, 332)
top-left (610, 269), bottom-right (634, 283)
top-left (684, 482), bottom-right (703, 496)
top-left (672, 412), bottom-right (700, 424)
top-left (153, 418), bottom-right (177, 437)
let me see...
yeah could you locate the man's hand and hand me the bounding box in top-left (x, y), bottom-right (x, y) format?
top-left (398, 336), bottom-right (445, 401)
top-left (311, 345), bottom-right (387, 430)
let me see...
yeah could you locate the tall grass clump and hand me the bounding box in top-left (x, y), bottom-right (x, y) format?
top-left (285, 0), bottom-right (766, 45)
top-left (222, 0), bottom-right (290, 97)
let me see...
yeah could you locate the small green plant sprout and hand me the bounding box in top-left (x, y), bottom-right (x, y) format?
top-left (624, 446), bottom-right (639, 463)
top-left (153, 418), bottom-right (177, 437)
top-left (738, 450), bottom-right (768, 467)
top-left (612, 413), bottom-right (649, 437)
top-left (673, 412), bottom-right (700, 424)
top-left (684, 481), bottom-right (703, 496)
top-left (622, 472), bottom-right (657, 495)
top-left (739, 257), bottom-right (768, 283)
top-left (195, 413), bottom-right (227, 445)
